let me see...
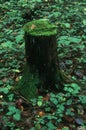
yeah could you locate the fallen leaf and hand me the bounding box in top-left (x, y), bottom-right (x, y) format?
top-left (16, 98), bottom-right (23, 106)
top-left (63, 115), bottom-right (74, 123)
top-left (77, 126), bottom-right (86, 130)
top-left (25, 118), bottom-right (32, 126)
top-left (22, 111), bottom-right (30, 117)
top-left (75, 118), bottom-right (84, 125)
top-left (38, 111), bottom-right (45, 117)
top-left (31, 24), bottom-right (36, 30)
top-left (2, 78), bottom-right (7, 83)
top-left (15, 77), bottom-right (19, 82)
top-left (0, 95), bottom-right (3, 99)
top-left (20, 105), bottom-right (24, 111)
top-left (43, 93), bottom-right (50, 101)
top-left (78, 109), bottom-right (84, 115)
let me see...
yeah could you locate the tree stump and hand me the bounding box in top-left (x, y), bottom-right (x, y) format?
top-left (17, 19), bottom-right (64, 100)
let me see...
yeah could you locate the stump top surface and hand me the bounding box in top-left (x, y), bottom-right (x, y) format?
top-left (23, 19), bottom-right (57, 36)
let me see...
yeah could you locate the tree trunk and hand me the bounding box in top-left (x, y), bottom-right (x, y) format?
top-left (17, 19), bottom-right (63, 100)
top-left (25, 33), bottom-right (62, 90)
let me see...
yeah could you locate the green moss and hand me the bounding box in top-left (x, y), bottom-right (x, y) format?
top-left (23, 19), bottom-right (57, 36)
top-left (16, 65), bottom-right (40, 100)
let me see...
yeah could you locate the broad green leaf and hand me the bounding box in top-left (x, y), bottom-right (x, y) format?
top-left (68, 37), bottom-right (82, 43)
top-left (62, 127), bottom-right (69, 130)
top-left (35, 123), bottom-right (41, 130)
top-left (0, 80), bottom-right (3, 85)
top-left (15, 35), bottom-right (23, 43)
top-left (8, 94), bottom-right (14, 101)
top-left (12, 69), bottom-right (20, 73)
top-left (8, 106), bottom-right (16, 113)
top-left (83, 20), bottom-right (86, 25)
top-left (0, 87), bottom-right (9, 94)
top-left (37, 101), bottom-right (42, 106)
top-left (13, 112), bottom-right (21, 121)
top-left (62, 23), bottom-right (70, 28)
top-left (1, 41), bottom-right (14, 48)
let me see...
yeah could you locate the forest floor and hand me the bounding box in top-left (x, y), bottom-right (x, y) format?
top-left (0, 0), bottom-right (86, 130)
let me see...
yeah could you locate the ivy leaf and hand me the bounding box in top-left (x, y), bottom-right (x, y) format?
top-left (62, 23), bottom-right (71, 28)
top-left (13, 112), bottom-right (21, 121)
top-left (37, 101), bottom-right (42, 106)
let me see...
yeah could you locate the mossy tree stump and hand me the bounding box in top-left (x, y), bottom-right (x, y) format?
top-left (17, 19), bottom-right (64, 100)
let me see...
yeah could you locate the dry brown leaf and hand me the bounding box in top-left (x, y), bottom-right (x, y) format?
top-left (31, 24), bottom-right (36, 30)
top-left (38, 111), bottom-right (45, 117)
top-left (43, 93), bottom-right (50, 101)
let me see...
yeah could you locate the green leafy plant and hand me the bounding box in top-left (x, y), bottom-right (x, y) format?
top-left (31, 92), bottom-right (66, 129)
top-left (79, 95), bottom-right (86, 104)
top-left (64, 83), bottom-right (80, 95)
top-left (31, 81), bottom-right (86, 129)
top-left (65, 108), bottom-right (74, 116)
top-left (0, 0), bottom-right (86, 129)
top-left (62, 127), bottom-right (69, 130)
top-left (0, 85), bottom-right (21, 129)
top-left (6, 105), bottom-right (21, 121)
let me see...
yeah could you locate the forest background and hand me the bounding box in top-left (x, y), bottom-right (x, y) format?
top-left (0, 0), bottom-right (86, 130)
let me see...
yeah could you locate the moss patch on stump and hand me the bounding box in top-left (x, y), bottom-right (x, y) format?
top-left (16, 65), bottom-right (40, 100)
top-left (23, 19), bottom-right (57, 36)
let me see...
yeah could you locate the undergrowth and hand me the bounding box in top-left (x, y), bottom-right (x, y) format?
top-left (0, 0), bottom-right (86, 129)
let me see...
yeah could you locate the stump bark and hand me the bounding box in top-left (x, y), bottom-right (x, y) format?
top-left (17, 19), bottom-right (64, 100)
